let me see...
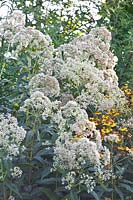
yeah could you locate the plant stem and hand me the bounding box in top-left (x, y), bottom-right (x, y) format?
top-left (28, 114), bottom-right (38, 185)
top-left (2, 180), bottom-right (6, 200)
top-left (78, 184), bottom-right (80, 200)
top-left (0, 159), bottom-right (7, 200)
top-left (112, 178), bottom-right (114, 200)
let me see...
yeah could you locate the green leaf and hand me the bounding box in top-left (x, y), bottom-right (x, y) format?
top-left (90, 191), bottom-right (100, 200)
top-left (122, 179), bottom-right (133, 185)
top-left (33, 155), bottom-right (45, 164)
top-left (42, 188), bottom-right (59, 200)
top-left (41, 167), bottom-right (51, 179)
top-left (36, 178), bottom-right (58, 185)
top-left (120, 183), bottom-right (133, 193)
top-left (115, 186), bottom-right (124, 200)
top-left (6, 182), bottom-right (22, 199)
top-left (70, 190), bottom-right (78, 200)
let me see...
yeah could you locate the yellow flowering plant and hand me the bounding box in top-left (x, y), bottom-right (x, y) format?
top-left (88, 85), bottom-right (133, 199)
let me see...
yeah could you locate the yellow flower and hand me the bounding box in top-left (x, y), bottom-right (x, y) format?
top-left (89, 117), bottom-right (95, 121)
top-left (89, 117), bottom-right (99, 126)
top-left (130, 96), bottom-right (133, 105)
top-left (119, 127), bottom-right (128, 132)
top-left (121, 84), bottom-right (128, 90)
top-left (108, 109), bottom-right (120, 116)
top-left (124, 89), bottom-right (133, 95)
top-left (117, 146), bottom-right (130, 151)
top-left (101, 127), bottom-right (112, 134)
top-left (116, 137), bottom-right (122, 143)
top-left (102, 115), bottom-right (110, 120)
top-left (102, 120), bottom-right (116, 127)
top-left (94, 111), bottom-right (102, 115)
top-left (129, 148), bottom-right (133, 153)
top-left (73, 133), bottom-right (83, 139)
top-left (113, 112), bottom-right (120, 117)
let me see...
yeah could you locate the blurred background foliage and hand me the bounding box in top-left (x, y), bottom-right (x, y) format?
top-left (1, 0), bottom-right (102, 46)
top-left (98, 0), bottom-right (133, 87)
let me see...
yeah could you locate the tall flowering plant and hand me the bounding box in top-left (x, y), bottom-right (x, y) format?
top-left (0, 10), bottom-right (132, 200)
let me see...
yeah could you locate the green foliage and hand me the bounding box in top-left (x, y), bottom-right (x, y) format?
top-left (98, 0), bottom-right (133, 86)
top-left (4, 0), bottom-right (101, 47)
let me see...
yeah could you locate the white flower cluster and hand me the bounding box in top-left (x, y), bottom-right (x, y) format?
top-left (0, 10), bottom-right (26, 39)
top-left (95, 166), bottom-right (115, 181)
top-left (29, 73), bottom-right (60, 97)
top-left (71, 119), bottom-right (102, 149)
top-left (3, 11), bottom-right (125, 193)
top-left (62, 171), bottom-right (76, 190)
top-left (72, 27), bottom-right (117, 69)
top-left (125, 117), bottom-right (133, 129)
top-left (80, 174), bottom-right (96, 193)
top-left (54, 138), bottom-right (101, 171)
top-left (104, 134), bottom-right (119, 143)
top-left (52, 103), bottom-right (112, 192)
top-left (51, 101), bottom-right (88, 132)
top-left (20, 91), bottom-right (52, 119)
top-left (8, 11), bottom-right (126, 112)
top-left (61, 101), bottom-right (88, 122)
top-left (41, 0), bottom-right (103, 18)
top-left (36, 26), bottom-right (127, 111)
top-left (0, 114), bottom-right (26, 159)
top-left (48, 27), bottom-right (126, 111)
top-left (11, 166), bottom-right (23, 178)
top-left (62, 172), bottom-right (96, 193)
top-left (0, 10), bottom-right (53, 59)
